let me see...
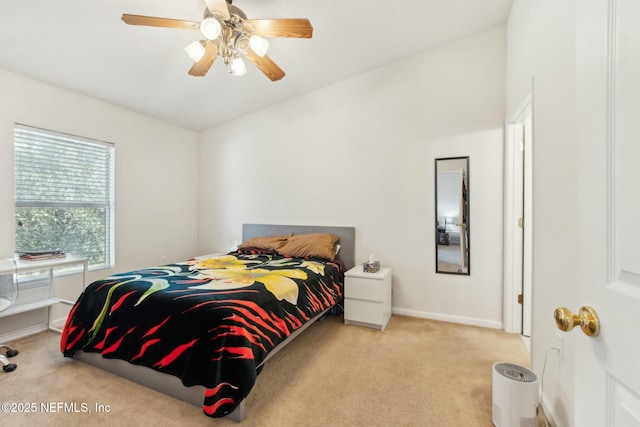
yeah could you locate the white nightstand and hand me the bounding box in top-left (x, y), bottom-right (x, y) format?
top-left (343, 266), bottom-right (392, 331)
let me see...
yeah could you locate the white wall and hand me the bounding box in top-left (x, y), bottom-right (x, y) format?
top-left (0, 69), bottom-right (199, 338)
top-left (507, 1), bottom-right (577, 426)
top-left (199, 26), bottom-right (506, 328)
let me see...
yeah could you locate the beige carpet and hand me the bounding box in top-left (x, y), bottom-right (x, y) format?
top-left (0, 315), bottom-right (542, 426)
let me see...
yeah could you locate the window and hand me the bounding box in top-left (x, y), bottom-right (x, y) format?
top-left (14, 124), bottom-right (115, 270)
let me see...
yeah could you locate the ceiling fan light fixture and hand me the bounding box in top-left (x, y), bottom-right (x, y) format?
top-left (185, 40), bottom-right (206, 62)
top-left (229, 56), bottom-right (247, 77)
top-left (248, 35), bottom-right (269, 57)
top-left (200, 17), bottom-right (222, 40)
top-left (121, 4), bottom-right (313, 81)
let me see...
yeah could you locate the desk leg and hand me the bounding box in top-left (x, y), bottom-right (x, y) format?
top-left (83, 260), bottom-right (88, 290)
top-left (48, 267), bottom-right (54, 330)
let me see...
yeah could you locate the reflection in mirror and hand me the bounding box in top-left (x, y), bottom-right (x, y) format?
top-left (435, 157), bottom-right (469, 275)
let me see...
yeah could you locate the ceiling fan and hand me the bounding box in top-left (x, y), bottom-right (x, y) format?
top-left (121, 0), bottom-right (313, 81)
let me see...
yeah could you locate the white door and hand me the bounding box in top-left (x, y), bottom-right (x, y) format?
top-left (504, 100), bottom-right (532, 336)
top-left (573, 0), bottom-right (640, 425)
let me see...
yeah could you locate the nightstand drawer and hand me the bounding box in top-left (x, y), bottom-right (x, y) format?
top-left (344, 298), bottom-right (387, 326)
top-left (344, 276), bottom-right (388, 302)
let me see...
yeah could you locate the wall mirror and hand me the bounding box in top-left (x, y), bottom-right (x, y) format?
top-left (435, 156), bottom-right (470, 275)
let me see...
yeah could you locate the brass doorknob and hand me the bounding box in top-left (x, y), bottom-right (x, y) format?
top-left (554, 306), bottom-right (600, 337)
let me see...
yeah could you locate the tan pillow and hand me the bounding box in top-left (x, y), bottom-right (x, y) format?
top-left (278, 233), bottom-right (340, 261)
top-left (238, 234), bottom-right (289, 251)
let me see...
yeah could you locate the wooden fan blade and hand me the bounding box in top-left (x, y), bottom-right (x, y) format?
top-left (244, 19), bottom-right (313, 38)
top-left (204, 0), bottom-right (230, 19)
top-left (188, 43), bottom-right (218, 76)
top-left (244, 49), bottom-right (285, 81)
top-left (122, 14), bottom-right (200, 30)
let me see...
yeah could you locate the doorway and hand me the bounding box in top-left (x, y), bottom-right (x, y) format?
top-left (504, 96), bottom-right (533, 336)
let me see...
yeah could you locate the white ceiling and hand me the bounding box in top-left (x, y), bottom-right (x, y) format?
top-left (0, 0), bottom-right (512, 131)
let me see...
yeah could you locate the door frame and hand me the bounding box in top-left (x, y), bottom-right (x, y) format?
top-left (503, 91), bottom-right (532, 334)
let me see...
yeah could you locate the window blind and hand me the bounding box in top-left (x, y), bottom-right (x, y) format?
top-left (14, 124), bottom-right (115, 270)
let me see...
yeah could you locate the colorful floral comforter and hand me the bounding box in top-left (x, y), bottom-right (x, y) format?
top-left (60, 253), bottom-right (344, 418)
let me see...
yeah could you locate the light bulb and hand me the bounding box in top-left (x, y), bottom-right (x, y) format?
top-left (248, 35), bottom-right (269, 57)
top-left (229, 57), bottom-right (247, 76)
top-left (184, 41), bottom-right (206, 62)
top-left (200, 17), bottom-right (221, 40)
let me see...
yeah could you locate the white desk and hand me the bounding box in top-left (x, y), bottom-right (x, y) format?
top-left (0, 255), bottom-right (88, 332)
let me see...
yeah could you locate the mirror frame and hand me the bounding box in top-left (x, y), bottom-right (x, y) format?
top-left (434, 156), bottom-right (470, 275)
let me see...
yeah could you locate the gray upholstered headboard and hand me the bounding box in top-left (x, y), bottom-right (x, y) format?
top-left (242, 224), bottom-right (356, 270)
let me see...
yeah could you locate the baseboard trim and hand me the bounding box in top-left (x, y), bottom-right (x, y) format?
top-left (0, 323), bottom-right (48, 343)
top-left (51, 315), bottom-right (68, 330)
top-left (4, 313), bottom-right (502, 339)
top-left (392, 308), bottom-right (503, 330)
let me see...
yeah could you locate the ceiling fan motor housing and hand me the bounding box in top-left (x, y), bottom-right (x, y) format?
top-left (204, 4), bottom-right (247, 22)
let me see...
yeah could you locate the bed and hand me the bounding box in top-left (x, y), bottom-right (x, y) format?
top-left (61, 224), bottom-right (355, 421)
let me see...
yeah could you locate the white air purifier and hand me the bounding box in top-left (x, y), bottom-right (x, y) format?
top-left (492, 362), bottom-right (539, 427)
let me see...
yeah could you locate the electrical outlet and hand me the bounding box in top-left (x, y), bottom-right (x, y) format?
top-left (555, 331), bottom-right (564, 361)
